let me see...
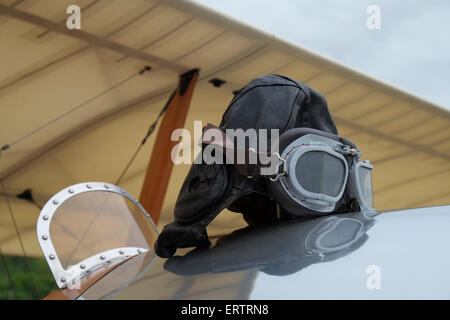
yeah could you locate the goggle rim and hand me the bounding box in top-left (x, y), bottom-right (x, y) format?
top-left (279, 135), bottom-right (350, 212)
top-left (352, 161), bottom-right (375, 211)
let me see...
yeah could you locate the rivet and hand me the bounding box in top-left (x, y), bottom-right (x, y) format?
top-left (68, 189), bottom-right (74, 194)
top-left (49, 254), bottom-right (55, 260)
top-left (42, 235), bottom-right (48, 240)
top-left (121, 189), bottom-right (125, 193)
top-left (43, 215), bottom-right (49, 221)
top-left (119, 250), bottom-right (124, 255)
top-left (86, 184), bottom-right (91, 189)
top-left (104, 184), bottom-right (109, 189)
top-left (137, 249), bottom-right (142, 254)
top-left (53, 200), bottom-right (59, 205)
top-left (106, 260), bottom-right (111, 264)
top-left (60, 278), bottom-right (66, 283)
top-left (80, 264), bottom-right (86, 269)
top-left (100, 255), bottom-right (106, 260)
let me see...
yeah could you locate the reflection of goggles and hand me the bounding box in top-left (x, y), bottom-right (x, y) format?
top-left (202, 126), bottom-right (374, 217)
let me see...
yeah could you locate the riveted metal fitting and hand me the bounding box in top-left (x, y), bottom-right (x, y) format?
top-left (37, 182), bottom-right (157, 289)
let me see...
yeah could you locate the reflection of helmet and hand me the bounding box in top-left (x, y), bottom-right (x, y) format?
top-left (155, 74), bottom-right (369, 258)
top-left (164, 211), bottom-right (376, 276)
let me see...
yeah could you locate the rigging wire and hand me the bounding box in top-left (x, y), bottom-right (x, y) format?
top-left (115, 89), bottom-right (177, 186)
top-left (0, 247), bottom-right (17, 300)
top-left (0, 180), bottom-right (39, 299)
top-left (0, 66), bottom-right (151, 152)
top-left (68, 84), bottom-right (174, 260)
top-left (0, 65), bottom-right (155, 297)
top-left (63, 89), bottom-right (177, 260)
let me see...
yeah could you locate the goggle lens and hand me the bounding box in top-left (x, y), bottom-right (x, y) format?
top-left (295, 151), bottom-right (346, 197)
top-left (358, 165), bottom-right (374, 208)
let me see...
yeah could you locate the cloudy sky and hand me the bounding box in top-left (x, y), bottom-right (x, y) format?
top-left (194, 0), bottom-right (450, 110)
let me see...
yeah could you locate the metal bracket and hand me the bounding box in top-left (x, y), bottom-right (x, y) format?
top-left (334, 144), bottom-right (361, 158)
top-left (0, 144), bottom-right (9, 159)
top-left (62, 246), bottom-right (148, 288)
top-left (179, 68), bottom-right (199, 96)
top-left (269, 153), bottom-right (287, 182)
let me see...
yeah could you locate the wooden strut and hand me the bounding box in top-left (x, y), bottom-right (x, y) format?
top-left (139, 69), bottom-right (199, 225)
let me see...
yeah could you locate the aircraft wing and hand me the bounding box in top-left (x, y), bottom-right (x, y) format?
top-left (0, 0), bottom-right (449, 258)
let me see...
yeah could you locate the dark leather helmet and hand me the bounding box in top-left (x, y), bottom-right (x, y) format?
top-left (155, 74), bottom-right (341, 258)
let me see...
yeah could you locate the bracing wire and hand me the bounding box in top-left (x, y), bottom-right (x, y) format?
top-left (0, 65), bottom-right (152, 299)
top-left (0, 180), bottom-right (39, 299)
top-left (0, 247), bottom-right (17, 300)
top-left (115, 89), bottom-right (177, 186)
top-left (0, 66), bottom-right (151, 153)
